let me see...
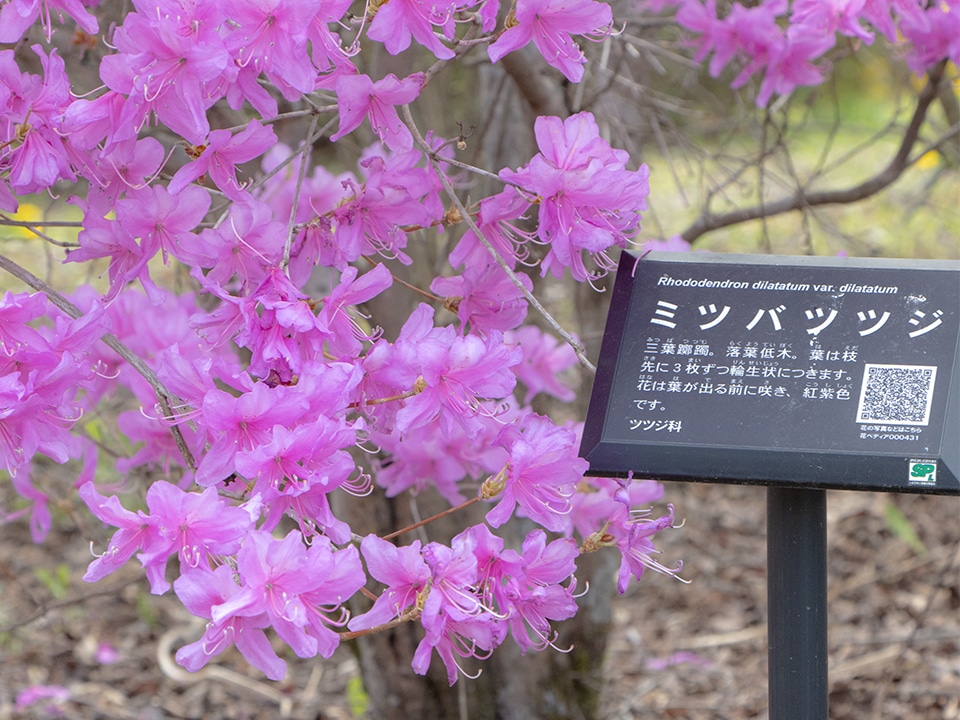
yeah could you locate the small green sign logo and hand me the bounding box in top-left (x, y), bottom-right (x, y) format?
top-left (908, 460), bottom-right (937, 485)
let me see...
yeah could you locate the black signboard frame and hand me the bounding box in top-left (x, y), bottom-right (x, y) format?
top-left (580, 251), bottom-right (959, 720)
top-left (581, 251), bottom-right (960, 495)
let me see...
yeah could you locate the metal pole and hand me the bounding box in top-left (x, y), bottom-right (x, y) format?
top-left (767, 486), bottom-right (828, 720)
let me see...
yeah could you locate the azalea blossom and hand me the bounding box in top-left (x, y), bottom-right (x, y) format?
top-left (349, 534), bottom-right (430, 630)
top-left (0, 0), bottom-right (97, 42)
top-left (488, 0), bottom-right (613, 82)
top-left (367, 0), bottom-right (459, 59)
top-left (331, 73), bottom-right (424, 152)
top-left (501, 112), bottom-right (650, 282)
top-left (485, 413), bottom-right (588, 532)
top-left (168, 119), bottom-right (278, 200)
top-left (175, 564), bottom-right (287, 680)
top-left (608, 503), bottom-right (684, 593)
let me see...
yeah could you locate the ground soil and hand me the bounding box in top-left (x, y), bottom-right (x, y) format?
top-left (1, 479), bottom-right (957, 719)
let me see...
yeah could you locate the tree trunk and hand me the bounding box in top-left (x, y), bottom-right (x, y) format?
top-left (336, 49), bottom-right (623, 720)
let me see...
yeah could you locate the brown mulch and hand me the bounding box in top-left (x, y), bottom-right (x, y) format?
top-left (1, 480), bottom-right (957, 719)
top-left (600, 482), bottom-right (959, 720)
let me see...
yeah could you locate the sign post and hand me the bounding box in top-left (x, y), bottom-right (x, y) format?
top-left (580, 252), bottom-right (960, 717)
top-left (767, 486), bottom-right (827, 719)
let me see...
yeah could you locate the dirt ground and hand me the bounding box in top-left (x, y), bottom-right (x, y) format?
top-left (1, 478), bottom-right (957, 720)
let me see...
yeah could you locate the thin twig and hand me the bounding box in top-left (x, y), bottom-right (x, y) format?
top-left (0, 575), bottom-right (141, 633)
top-left (0, 253), bottom-right (196, 470)
top-left (681, 61), bottom-right (951, 245)
top-left (381, 496), bottom-right (482, 541)
top-left (0, 215), bottom-right (81, 248)
top-left (0, 217), bottom-right (83, 227)
top-left (338, 608), bottom-right (421, 641)
top-left (362, 255), bottom-right (445, 303)
top-left (282, 113), bottom-right (319, 271)
top-left (220, 107), bottom-right (332, 133)
top-left (432, 152), bottom-right (518, 186)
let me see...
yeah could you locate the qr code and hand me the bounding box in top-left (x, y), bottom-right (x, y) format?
top-left (857, 364), bottom-right (937, 426)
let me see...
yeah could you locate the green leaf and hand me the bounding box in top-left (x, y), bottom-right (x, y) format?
top-left (136, 589), bottom-right (158, 627)
top-left (884, 501), bottom-right (927, 557)
top-left (84, 417), bottom-right (104, 443)
top-left (346, 675), bottom-right (369, 718)
top-left (34, 564), bottom-right (71, 599)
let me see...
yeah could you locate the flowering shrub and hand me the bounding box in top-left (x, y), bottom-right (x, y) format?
top-left (0, 0), bottom-right (954, 686)
top-left (662, 0), bottom-right (959, 106)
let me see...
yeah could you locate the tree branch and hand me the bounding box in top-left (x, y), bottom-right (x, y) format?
top-left (0, 253), bottom-right (196, 471)
top-left (681, 60), bottom-right (950, 245)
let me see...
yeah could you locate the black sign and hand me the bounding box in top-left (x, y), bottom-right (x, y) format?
top-left (580, 252), bottom-right (960, 494)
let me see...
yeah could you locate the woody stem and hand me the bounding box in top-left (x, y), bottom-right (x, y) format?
top-left (362, 255), bottom-right (444, 303)
top-left (382, 496), bottom-right (482, 541)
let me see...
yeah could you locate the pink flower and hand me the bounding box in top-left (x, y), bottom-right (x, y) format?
top-left (234, 419), bottom-right (354, 500)
top-left (501, 112), bottom-right (650, 281)
top-left (374, 420), bottom-right (487, 504)
top-left (180, 197), bottom-right (286, 290)
top-left (222, 0), bottom-right (321, 99)
top-left (392, 307), bottom-right (521, 438)
top-left (80, 481), bottom-right (253, 594)
top-left (0, 293), bottom-right (102, 504)
top-left (642, 235), bottom-right (691, 253)
top-left (14, 685), bottom-right (71, 714)
top-left (420, 537), bottom-right (485, 633)
top-left (502, 530), bottom-right (579, 654)
top-left (316, 263), bottom-right (393, 358)
top-left (137, 482), bottom-right (253, 594)
top-left (2, 47), bottom-right (75, 195)
top-left (95, 642), bottom-right (120, 664)
top-left (67, 204), bottom-right (160, 302)
top-left (0, 178), bottom-right (16, 212)
top-left (196, 380), bottom-right (309, 486)
top-left (307, 0), bottom-right (357, 73)
top-left (209, 530), bottom-right (318, 659)
top-left (0, 0), bottom-right (97, 42)
top-left (608, 502), bottom-right (683, 593)
top-left (413, 535), bottom-right (495, 684)
top-left (79, 482), bottom-right (159, 584)
top-left (756, 27), bottom-right (832, 107)
top-left (897, 0), bottom-right (960, 74)
top-left (506, 325), bottom-right (578, 403)
top-left (101, 10), bottom-right (230, 144)
top-left (244, 268), bottom-right (328, 379)
top-left (676, 0), bottom-right (737, 78)
top-left (331, 73), bottom-right (424, 152)
top-left (431, 264), bottom-right (531, 335)
top-left (448, 188), bottom-right (534, 270)
top-left (84, 137), bottom-right (166, 215)
top-left (331, 150), bottom-right (443, 267)
top-left (168, 119), bottom-right (278, 200)
top-left (349, 534), bottom-right (430, 630)
top-left (791, 0), bottom-right (875, 43)
top-left (6, 129), bottom-right (71, 193)
top-left (645, 650), bottom-right (712, 670)
top-left (485, 413), bottom-right (588, 532)
top-left (175, 564), bottom-right (286, 680)
top-left (233, 415), bottom-right (360, 546)
top-left (569, 474), bottom-right (664, 540)
top-left (299, 538), bottom-right (365, 658)
top-left (367, 0), bottom-right (458, 60)
top-left (0, 291), bottom-right (49, 356)
top-left (488, 0), bottom-right (613, 82)
top-left (115, 184), bottom-right (211, 266)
